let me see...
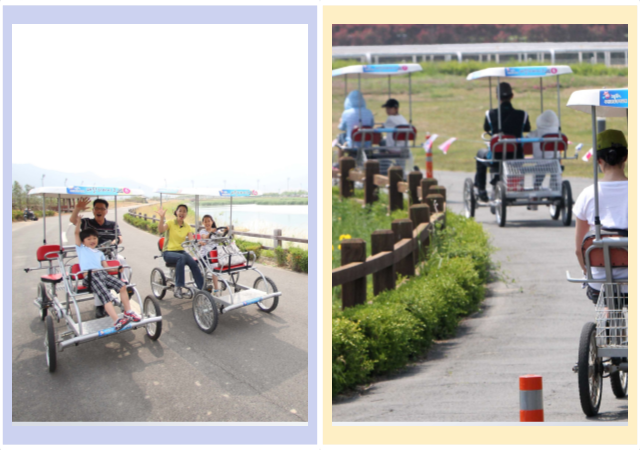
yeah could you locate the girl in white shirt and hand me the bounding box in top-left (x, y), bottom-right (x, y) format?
top-left (198, 215), bottom-right (221, 293)
top-left (572, 129), bottom-right (628, 299)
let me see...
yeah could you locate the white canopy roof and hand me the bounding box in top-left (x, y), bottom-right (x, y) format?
top-left (566, 88), bottom-right (628, 117)
top-left (332, 64), bottom-right (423, 78)
top-left (154, 188), bottom-right (261, 197)
top-left (467, 65), bottom-right (572, 80)
top-left (28, 186), bottom-right (145, 199)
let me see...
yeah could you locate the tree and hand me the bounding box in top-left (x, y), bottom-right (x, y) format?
top-left (12, 181), bottom-right (24, 210)
top-left (24, 184), bottom-right (34, 209)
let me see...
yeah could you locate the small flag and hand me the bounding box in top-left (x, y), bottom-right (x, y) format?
top-left (423, 134), bottom-right (438, 153)
top-left (582, 147), bottom-right (593, 162)
top-left (438, 137), bottom-right (457, 154)
top-left (568, 140), bottom-right (573, 145)
top-left (575, 143), bottom-right (583, 151)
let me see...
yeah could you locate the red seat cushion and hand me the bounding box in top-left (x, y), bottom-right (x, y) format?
top-left (541, 133), bottom-right (569, 152)
top-left (41, 274), bottom-right (63, 284)
top-left (36, 245), bottom-right (61, 262)
top-left (70, 264), bottom-right (85, 280)
top-left (392, 125), bottom-right (417, 143)
top-left (490, 135), bottom-right (517, 157)
top-left (351, 125), bottom-right (381, 144)
top-left (209, 250), bottom-right (219, 264)
top-left (158, 237), bottom-right (165, 253)
top-left (217, 263), bottom-right (247, 271)
top-left (582, 235), bottom-right (628, 268)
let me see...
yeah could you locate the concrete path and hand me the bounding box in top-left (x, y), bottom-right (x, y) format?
top-left (12, 208), bottom-right (308, 422)
top-left (333, 170), bottom-right (627, 422)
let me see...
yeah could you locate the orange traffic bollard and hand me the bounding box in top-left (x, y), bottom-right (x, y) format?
top-left (519, 375), bottom-right (544, 422)
top-left (425, 133), bottom-right (433, 179)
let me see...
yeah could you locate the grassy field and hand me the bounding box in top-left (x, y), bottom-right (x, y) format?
top-left (332, 61), bottom-right (628, 178)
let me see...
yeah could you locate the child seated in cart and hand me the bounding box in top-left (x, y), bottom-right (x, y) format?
top-left (198, 215), bottom-right (221, 293)
top-left (74, 216), bottom-right (142, 330)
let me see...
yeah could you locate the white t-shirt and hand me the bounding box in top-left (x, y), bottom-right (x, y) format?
top-left (383, 114), bottom-right (409, 148)
top-left (573, 180), bottom-right (628, 291)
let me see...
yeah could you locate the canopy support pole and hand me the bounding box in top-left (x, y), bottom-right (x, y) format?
top-left (591, 106), bottom-right (601, 240)
top-left (388, 75), bottom-right (391, 99)
top-left (58, 194), bottom-right (62, 248)
top-left (42, 194), bottom-right (46, 245)
top-left (539, 77), bottom-right (544, 114)
top-left (195, 195), bottom-right (200, 230)
top-left (556, 75), bottom-right (562, 131)
top-left (408, 72), bottom-right (413, 124)
top-left (497, 77), bottom-right (502, 135)
top-left (357, 73), bottom-right (362, 125)
top-left (229, 197), bottom-right (233, 236)
top-left (344, 74), bottom-right (347, 99)
top-left (114, 196), bottom-right (118, 258)
top-left (488, 78), bottom-right (493, 111)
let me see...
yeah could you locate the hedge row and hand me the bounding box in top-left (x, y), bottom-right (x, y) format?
top-left (12, 209), bottom-right (55, 221)
top-left (332, 212), bottom-right (491, 396)
top-left (274, 247), bottom-right (309, 273)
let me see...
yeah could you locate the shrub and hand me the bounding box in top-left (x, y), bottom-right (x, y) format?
top-left (288, 247), bottom-right (308, 273)
top-left (332, 318), bottom-right (374, 396)
top-left (274, 246), bottom-right (287, 267)
top-left (236, 239), bottom-right (262, 260)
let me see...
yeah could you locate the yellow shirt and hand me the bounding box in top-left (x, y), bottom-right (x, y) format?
top-left (163, 219), bottom-right (194, 252)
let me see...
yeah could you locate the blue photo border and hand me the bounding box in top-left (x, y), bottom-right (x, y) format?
top-left (3, 5), bottom-right (317, 445)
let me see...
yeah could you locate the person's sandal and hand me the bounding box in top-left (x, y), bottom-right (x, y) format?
top-left (174, 288), bottom-right (184, 299)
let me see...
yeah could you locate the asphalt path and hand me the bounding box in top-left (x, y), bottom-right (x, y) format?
top-left (333, 170), bottom-right (628, 422)
top-left (12, 208), bottom-right (308, 422)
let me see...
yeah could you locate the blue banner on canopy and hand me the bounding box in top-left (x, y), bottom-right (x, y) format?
top-left (67, 186), bottom-right (131, 196)
top-left (599, 89), bottom-right (628, 108)
top-left (362, 65), bottom-right (408, 74)
top-left (505, 66), bottom-right (559, 77)
top-left (218, 189), bottom-right (257, 197)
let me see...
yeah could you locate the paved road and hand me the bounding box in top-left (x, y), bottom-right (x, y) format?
top-left (333, 170), bottom-right (627, 422)
top-left (12, 208), bottom-right (308, 422)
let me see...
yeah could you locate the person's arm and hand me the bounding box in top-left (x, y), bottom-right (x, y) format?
top-left (483, 112), bottom-right (492, 134)
top-left (156, 208), bottom-right (168, 233)
top-left (74, 214), bottom-right (83, 246)
top-left (575, 218), bottom-right (590, 274)
top-left (523, 112), bottom-right (531, 133)
top-left (70, 197), bottom-right (91, 224)
top-left (112, 224), bottom-right (123, 245)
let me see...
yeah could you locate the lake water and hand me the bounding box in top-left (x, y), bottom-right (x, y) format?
top-left (197, 204), bottom-right (308, 240)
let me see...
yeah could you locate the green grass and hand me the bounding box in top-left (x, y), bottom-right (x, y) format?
top-left (332, 61), bottom-right (628, 178)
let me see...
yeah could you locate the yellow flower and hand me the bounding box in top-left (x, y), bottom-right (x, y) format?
top-left (338, 234), bottom-right (352, 241)
top-left (338, 244), bottom-right (341, 250)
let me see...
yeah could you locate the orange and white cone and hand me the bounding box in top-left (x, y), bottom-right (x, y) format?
top-left (519, 375), bottom-right (544, 422)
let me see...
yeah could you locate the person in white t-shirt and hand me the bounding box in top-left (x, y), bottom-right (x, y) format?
top-left (572, 129), bottom-right (628, 300)
top-left (381, 98), bottom-right (409, 149)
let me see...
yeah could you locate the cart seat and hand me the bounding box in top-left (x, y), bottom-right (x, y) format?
top-left (36, 245), bottom-right (61, 262)
top-left (41, 273), bottom-right (63, 284)
top-left (582, 234), bottom-right (628, 268)
top-left (490, 135), bottom-right (517, 160)
top-left (392, 125), bottom-right (417, 145)
top-left (351, 125), bottom-right (381, 145)
top-left (541, 133), bottom-right (569, 153)
top-left (215, 263), bottom-right (248, 272)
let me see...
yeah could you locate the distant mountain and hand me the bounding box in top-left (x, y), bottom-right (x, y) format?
top-left (12, 163), bottom-right (155, 196)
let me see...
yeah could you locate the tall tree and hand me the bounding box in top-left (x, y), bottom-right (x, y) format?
top-left (12, 181), bottom-right (24, 210)
top-left (24, 184), bottom-right (34, 209)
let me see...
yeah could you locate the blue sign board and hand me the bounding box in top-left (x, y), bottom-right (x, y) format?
top-left (505, 66), bottom-right (559, 77)
top-left (599, 89), bottom-right (628, 108)
top-left (67, 186), bottom-right (131, 196)
top-left (362, 65), bottom-right (408, 74)
top-left (218, 189), bottom-right (257, 197)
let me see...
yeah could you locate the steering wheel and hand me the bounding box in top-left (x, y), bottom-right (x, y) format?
top-left (217, 227), bottom-right (230, 237)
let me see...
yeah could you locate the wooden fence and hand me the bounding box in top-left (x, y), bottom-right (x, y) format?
top-left (126, 210), bottom-right (308, 250)
top-left (333, 157), bottom-right (447, 214)
top-left (332, 157), bottom-right (448, 309)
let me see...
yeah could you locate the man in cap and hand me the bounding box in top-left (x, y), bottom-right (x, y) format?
top-left (381, 98), bottom-right (409, 148)
top-left (474, 82), bottom-right (531, 202)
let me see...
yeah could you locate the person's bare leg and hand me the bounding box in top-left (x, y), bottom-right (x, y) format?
top-left (119, 285), bottom-right (133, 311)
top-left (212, 275), bottom-right (220, 291)
top-left (104, 301), bottom-right (119, 322)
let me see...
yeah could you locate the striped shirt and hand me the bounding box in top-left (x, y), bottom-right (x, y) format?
top-left (80, 218), bottom-right (122, 245)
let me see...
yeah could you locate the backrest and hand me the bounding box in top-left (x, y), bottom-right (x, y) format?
top-left (392, 125), bottom-right (417, 144)
top-left (490, 135), bottom-right (517, 158)
top-left (158, 237), bottom-right (165, 253)
top-left (351, 125), bottom-right (381, 145)
top-left (582, 235), bottom-right (628, 268)
top-left (37, 245), bottom-right (61, 262)
top-left (105, 259), bottom-right (120, 276)
top-left (522, 142), bottom-right (533, 156)
top-left (209, 249), bottom-right (218, 263)
top-left (70, 263), bottom-right (84, 280)
top-left (541, 133), bottom-right (569, 152)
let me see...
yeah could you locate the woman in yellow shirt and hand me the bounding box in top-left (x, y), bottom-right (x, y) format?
top-left (156, 204), bottom-right (204, 298)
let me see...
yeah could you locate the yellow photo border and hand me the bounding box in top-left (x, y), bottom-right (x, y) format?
top-left (323, 6), bottom-right (636, 445)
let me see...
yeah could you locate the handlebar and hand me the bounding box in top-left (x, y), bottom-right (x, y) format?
top-left (481, 132), bottom-right (492, 142)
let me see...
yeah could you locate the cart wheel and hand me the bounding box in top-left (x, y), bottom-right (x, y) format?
top-left (192, 291), bottom-right (219, 334)
top-left (37, 282), bottom-right (49, 321)
top-left (561, 181), bottom-right (573, 226)
top-left (495, 182), bottom-right (507, 227)
top-left (44, 315), bottom-right (57, 373)
top-left (150, 268), bottom-right (167, 300)
top-left (549, 203), bottom-right (561, 221)
top-left (578, 322), bottom-right (602, 417)
top-left (610, 367), bottom-right (628, 398)
top-left (463, 178), bottom-right (475, 219)
top-left (254, 276), bottom-right (279, 313)
top-left (143, 295), bottom-right (162, 340)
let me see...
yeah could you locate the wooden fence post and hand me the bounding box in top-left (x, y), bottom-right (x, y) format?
top-left (339, 157), bottom-right (355, 200)
top-left (274, 229), bottom-right (283, 249)
top-left (392, 219), bottom-right (415, 278)
top-left (410, 204), bottom-right (431, 260)
top-left (428, 185), bottom-right (447, 204)
top-left (421, 178), bottom-right (438, 203)
top-left (388, 166), bottom-right (404, 212)
top-left (143, 213), bottom-right (147, 221)
top-left (371, 230), bottom-right (395, 295)
top-left (426, 194), bottom-right (445, 213)
top-left (408, 171), bottom-right (423, 205)
top-left (364, 160), bottom-right (379, 205)
top-left (341, 239), bottom-right (367, 309)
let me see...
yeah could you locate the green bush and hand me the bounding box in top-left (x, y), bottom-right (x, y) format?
top-left (288, 247), bottom-right (308, 273)
top-left (262, 249), bottom-right (275, 258)
top-left (236, 239), bottom-right (263, 260)
top-left (274, 246), bottom-right (287, 267)
top-left (332, 318), bottom-right (374, 396)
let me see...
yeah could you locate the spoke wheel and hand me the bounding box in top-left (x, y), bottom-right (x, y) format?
top-left (495, 182), bottom-right (507, 227)
top-left (549, 203), bottom-right (561, 220)
top-left (254, 276), bottom-right (279, 313)
top-left (143, 295), bottom-right (162, 340)
top-left (37, 282), bottom-right (49, 321)
top-left (193, 291), bottom-right (219, 334)
top-left (610, 368), bottom-right (628, 398)
top-left (150, 268), bottom-right (167, 300)
top-left (463, 178), bottom-right (476, 219)
top-left (561, 180), bottom-right (573, 226)
top-left (44, 315), bottom-right (57, 373)
top-left (578, 322), bottom-right (602, 417)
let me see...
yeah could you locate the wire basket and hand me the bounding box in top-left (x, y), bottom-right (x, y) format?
top-left (502, 160), bottom-right (562, 193)
top-left (595, 283), bottom-right (628, 348)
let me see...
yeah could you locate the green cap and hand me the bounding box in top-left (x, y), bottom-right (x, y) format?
top-left (596, 129), bottom-right (627, 151)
